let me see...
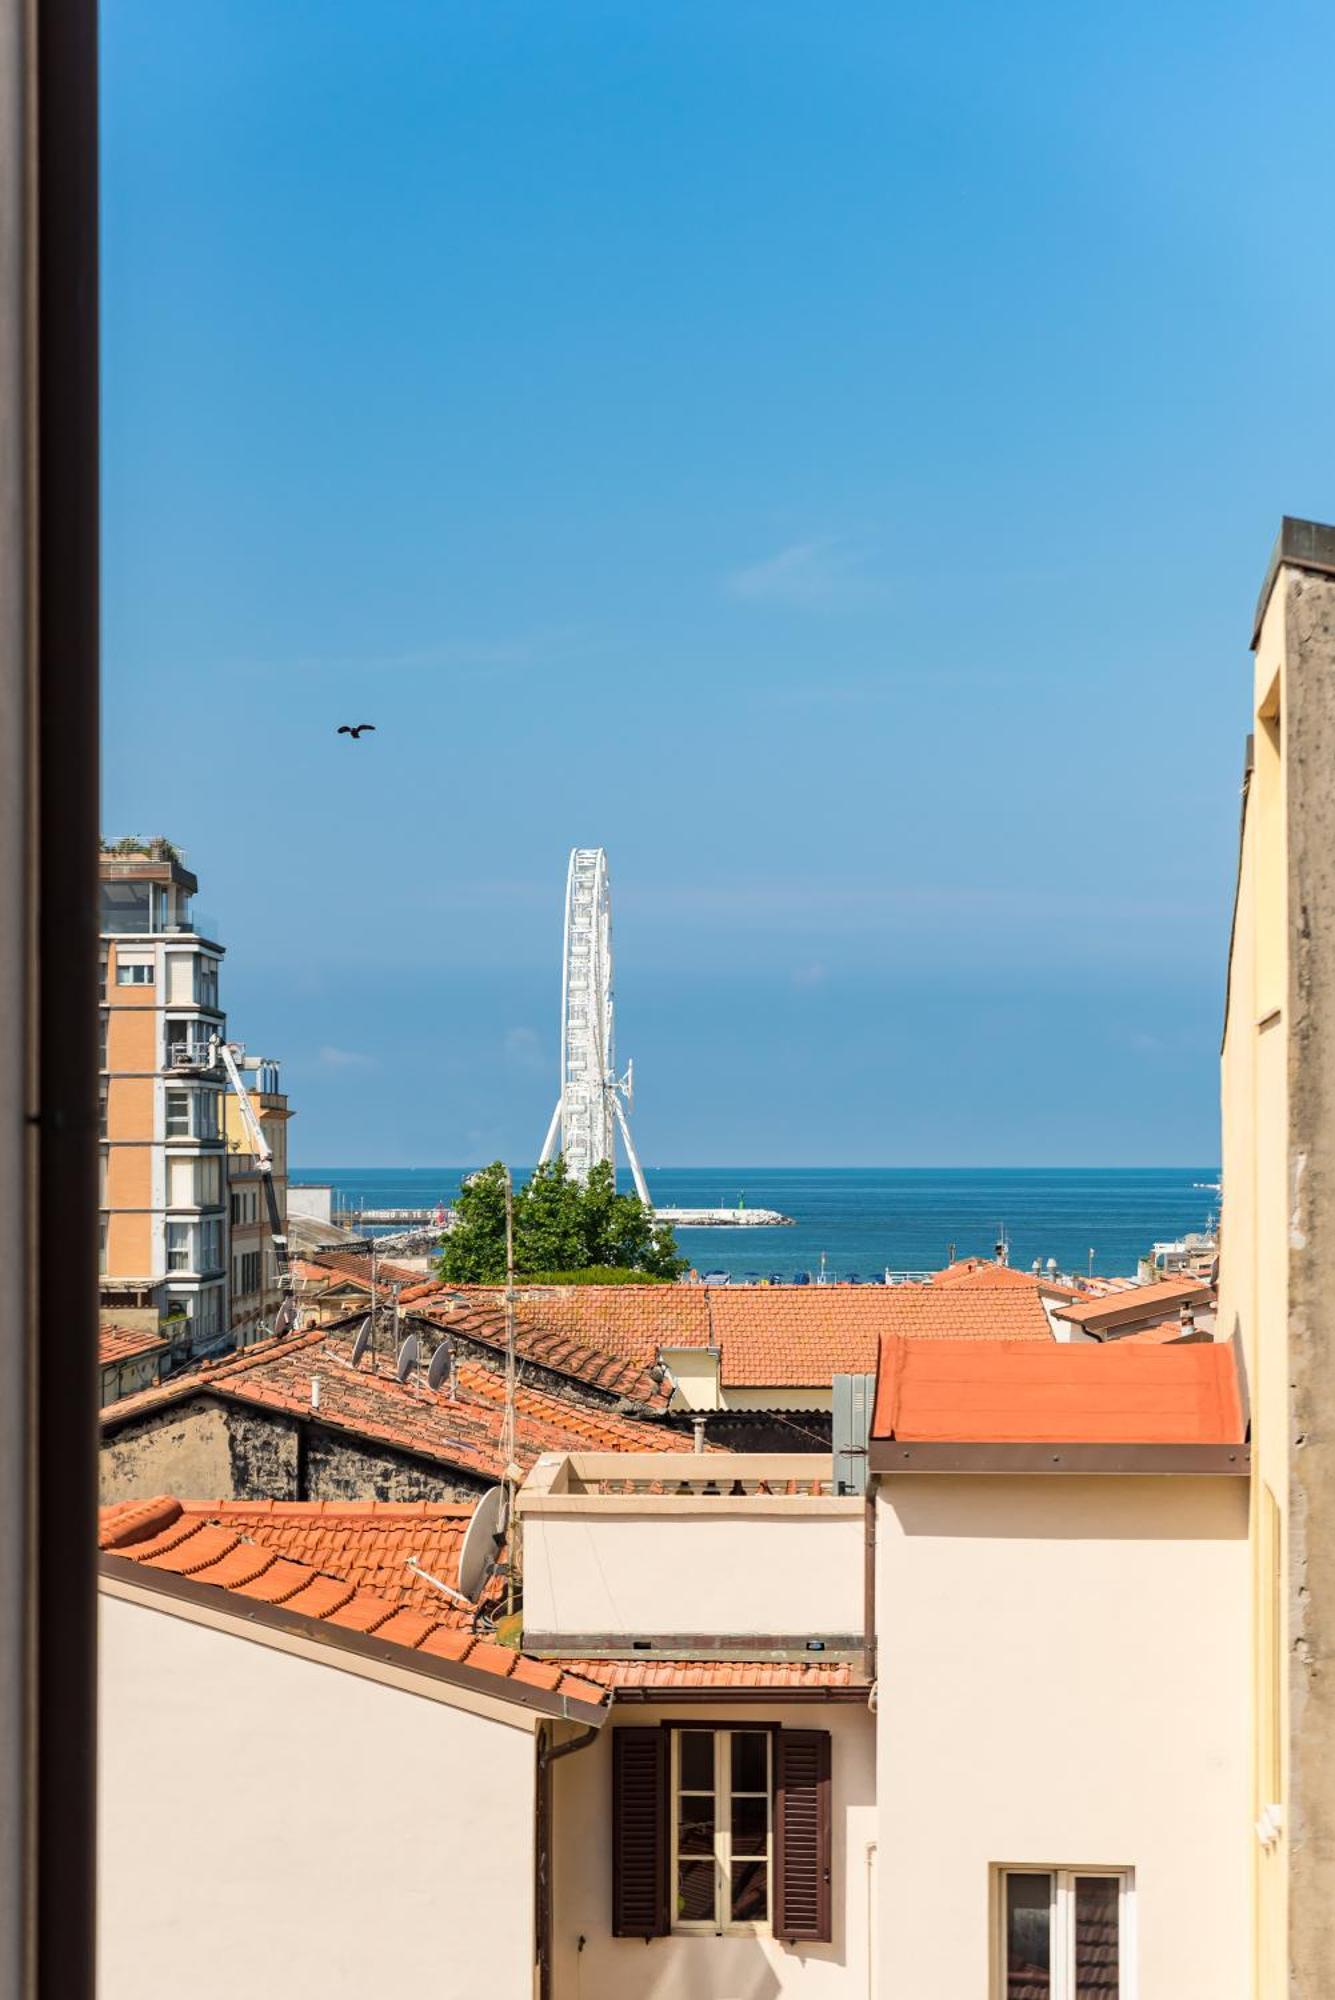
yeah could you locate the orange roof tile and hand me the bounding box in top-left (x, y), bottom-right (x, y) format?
top-left (1054, 1277), bottom-right (1214, 1333)
top-left (565, 1657), bottom-right (863, 1692)
top-left (99, 1498), bottom-right (608, 1714)
top-left (872, 1336), bottom-right (1246, 1446)
top-left (102, 1327), bottom-right (686, 1484)
top-left (99, 1322), bottom-right (170, 1366)
top-left (383, 1287), bottom-right (674, 1411)
top-left (451, 1276), bottom-right (1057, 1392)
top-left (166, 1500), bottom-right (486, 1621)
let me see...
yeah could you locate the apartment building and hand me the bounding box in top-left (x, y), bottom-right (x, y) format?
top-left (100, 841), bottom-right (228, 1343)
top-left (224, 1054), bottom-right (290, 1341)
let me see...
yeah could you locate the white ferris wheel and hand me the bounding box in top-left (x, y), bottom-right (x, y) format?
top-left (537, 848), bottom-right (651, 1205)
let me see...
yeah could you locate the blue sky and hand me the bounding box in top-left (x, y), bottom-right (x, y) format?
top-left (101, 0), bottom-right (1335, 1167)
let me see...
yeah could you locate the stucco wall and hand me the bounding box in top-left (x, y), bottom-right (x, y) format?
top-left (99, 1589), bottom-right (539, 2000)
top-left (523, 1505), bottom-right (865, 1639)
top-left (552, 1700), bottom-right (875, 2000)
top-left (876, 1474), bottom-right (1249, 1998)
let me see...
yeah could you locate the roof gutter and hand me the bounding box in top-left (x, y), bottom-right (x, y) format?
top-left (869, 1440), bottom-right (1249, 1475)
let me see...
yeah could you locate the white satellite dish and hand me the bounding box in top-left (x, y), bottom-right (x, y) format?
top-left (350, 1317), bottom-right (372, 1366)
top-left (395, 1334), bottom-right (420, 1383)
top-left (458, 1484), bottom-right (507, 1601)
top-left (426, 1338), bottom-right (452, 1392)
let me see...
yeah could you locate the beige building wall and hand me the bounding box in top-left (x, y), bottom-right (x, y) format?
top-left (552, 1701), bottom-right (875, 2000)
top-left (99, 1588), bottom-right (540, 2000)
top-left (1217, 522), bottom-right (1335, 1996)
top-left (875, 1474), bottom-right (1250, 1999)
top-left (521, 1498), bottom-right (866, 1640)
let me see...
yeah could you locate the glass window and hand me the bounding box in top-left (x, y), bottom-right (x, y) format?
top-left (165, 1222), bottom-right (191, 1272)
top-left (115, 959), bottom-right (154, 985)
top-left (165, 1089), bottom-right (191, 1138)
top-left (672, 1728), bottom-right (771, 1934)
top-left (1001, 1870), bottom-right (1128, 2000)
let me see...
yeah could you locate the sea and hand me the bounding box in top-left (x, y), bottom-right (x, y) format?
top-left (293, 1166), bottom-right (1220, 1283)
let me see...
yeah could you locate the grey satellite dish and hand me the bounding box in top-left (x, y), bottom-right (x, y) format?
top-left (458, 1484), bottom-right (507, 1601)
top-left (395, 1334), bottom-right (420, 1384)
top-left (426, 1339), bottom-right (452, 1392)
top-left (273, 1293), bottom-right (297, 1338)
top-left (350, 1317), bottom-right (372, 1366)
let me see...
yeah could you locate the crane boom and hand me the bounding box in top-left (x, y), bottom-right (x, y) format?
top-left (209, 1036), bottom-right (293, 1326)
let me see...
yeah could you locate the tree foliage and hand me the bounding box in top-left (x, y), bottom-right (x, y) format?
top-left (436, 1158), bottom-right (686, 1285)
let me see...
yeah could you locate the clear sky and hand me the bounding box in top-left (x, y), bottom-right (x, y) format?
top-left (101, 0), bottom-right (1335, 1168)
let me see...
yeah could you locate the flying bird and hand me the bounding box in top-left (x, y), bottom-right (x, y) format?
top-left (337, 724), bottom-right (376, 739)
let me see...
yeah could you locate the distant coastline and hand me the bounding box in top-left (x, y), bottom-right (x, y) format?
top-left (292, 1165), bottom-right (1219, 1282)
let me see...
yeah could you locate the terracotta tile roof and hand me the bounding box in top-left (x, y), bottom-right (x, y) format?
top-left (103, 1327), bottom-right (684, 1484)
top-left (933, 1259), bottom-right (1084, 1301)
top-left (450, 1277), bottom-right (1057, 1392)
top-left (394, 1287), bottom-right (674, 1412)
top-left (1116, 1317), bottom-right (1207, 1347)
top-left (565, 1657), bottom-right (864, 1692)
top-left (307, 1248), bottom-right (423, 1284)
top-left (1054, 1277), bottom-right (1214, 1334)
top-left (99, 1497), bottom-right (607, 1712)
top-left (167, 1499), bottom-right (487, 1620)
top-left (99, 1322), bottom-right (170, 1366)
top-left (872, 1336), bottom-right (1246, 1445)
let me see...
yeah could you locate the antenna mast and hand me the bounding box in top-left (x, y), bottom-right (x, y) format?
top-left (501, 1166), bottom-right (518, 1619)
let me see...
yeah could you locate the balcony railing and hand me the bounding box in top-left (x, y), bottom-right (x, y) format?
top-left (164, 1042), bottom-right (217, 1073)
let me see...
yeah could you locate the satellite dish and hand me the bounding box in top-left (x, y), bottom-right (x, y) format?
top-left (350, 1317), bottom-right (372, 1366)
top-left (426, 1338), bottom-right (452, 1392)
top-left (395, 1334), bottom-right (420, 1384)
top-left (273, 1294), bottom-right (297, 1338)
top-left (458, 1484), bottom-right (507, 1601)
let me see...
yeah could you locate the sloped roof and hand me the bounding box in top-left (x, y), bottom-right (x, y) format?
top-left (99, 1497), bottom-right (606, 1717)
top-left (99, 1323), bottom-right (170, 1366)
top-left (872, 1336), bottom-right (1246, 1447)
top-left (449, 1276), bottom-right (1057, 1391)
top-left (1054, 1277), bottom-right (1214, 1334)
top-left (102, 1328), bottom-right (684, 1484)
top-left (396, 1288), bottom-right (674, 1412)
top-left (123, 1498), bottom-right (488, 1621)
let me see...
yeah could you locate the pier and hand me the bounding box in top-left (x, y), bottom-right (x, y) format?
top-left (654, 1206), bottom-right (794, 1229)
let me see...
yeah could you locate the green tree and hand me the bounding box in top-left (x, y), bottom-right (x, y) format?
top-left (436, 1161), bottom-right (510, 1283)
top-left (435, 1157), bottom-right (686, 1284)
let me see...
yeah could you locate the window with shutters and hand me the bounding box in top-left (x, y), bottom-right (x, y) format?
top-left (999, 1868), bottom-right (1132, 1999)
top-left (671, 1727), bottom-right (771, 1933)
top-left (610, 1723), bottom-right (832, 1946)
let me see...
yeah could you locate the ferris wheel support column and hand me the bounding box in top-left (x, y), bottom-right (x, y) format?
top-left (612, 1091), bottom-right (652, 1209)
top-left (537, 1099), bottom-right (563, 1168)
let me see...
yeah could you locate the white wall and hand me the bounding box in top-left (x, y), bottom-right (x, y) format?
top-left (99, 1591), bottom-right (539, 2000)
top-left (523, 1505), bottom-right (865, 1639)
top-left (875, 1475), bottom-right (1250, 1999)
top-left (553, 1701), bottom-right (876, 2000)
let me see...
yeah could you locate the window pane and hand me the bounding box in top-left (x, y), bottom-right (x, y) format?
top-left (676, 1861), bottom-right (715, 1924)
top-left (731, 1730), bottom-right (768, 1793)
top-left (677, 1794), bottom-right (714, 1855)
top-left (1006, 1874), bottom-right (1052, 2000)
top-left (731, 1860), bottom-right (768, 1923)
top-left (1074, 1877), bottom-right (1119, 2000)
top-left (731, 1793), bottom-right (768, 1855)
top-left (679, 1731), bottom-right (713, 1791)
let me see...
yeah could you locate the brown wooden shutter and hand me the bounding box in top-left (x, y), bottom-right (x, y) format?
top-left (775, 1727), bottom-right (832, 1943)
top-left (611, 1727), bottom-right (668, 1938)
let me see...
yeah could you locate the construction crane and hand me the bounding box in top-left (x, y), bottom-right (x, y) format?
top-left (209, 1035), bottom-right (297, 1336)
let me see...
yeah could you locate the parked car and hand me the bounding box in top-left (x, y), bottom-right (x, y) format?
top-left (768, 1272), bottom-right (784, 1285)
top-left (791, 1269), bottom-right (811, 1285)
top-left (702, 1270), bottom-right (731, 1286)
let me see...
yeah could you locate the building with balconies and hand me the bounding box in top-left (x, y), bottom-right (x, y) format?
top-left (100, 839), bottom-right (229, 1343)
